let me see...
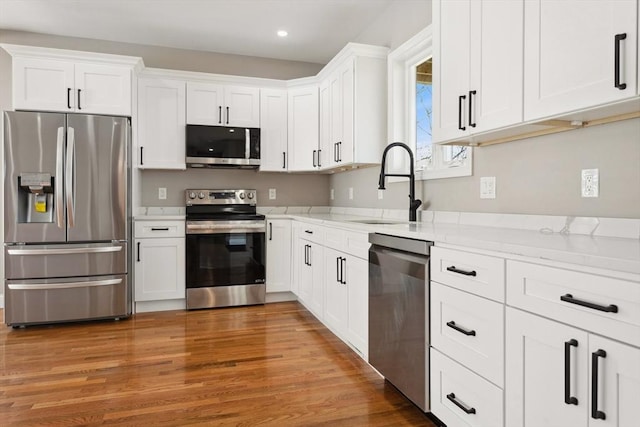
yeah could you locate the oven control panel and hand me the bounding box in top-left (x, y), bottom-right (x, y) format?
top-left (186, 189), bottom-right (257, 205)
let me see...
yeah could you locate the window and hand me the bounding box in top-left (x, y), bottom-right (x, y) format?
top-left (388, 26), bottom-right (472, 180)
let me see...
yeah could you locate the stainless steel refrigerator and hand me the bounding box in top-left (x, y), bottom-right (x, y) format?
top-left (3, 111), bottom-right (131, 326)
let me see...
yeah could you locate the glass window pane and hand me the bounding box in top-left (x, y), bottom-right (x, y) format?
top-left (416, 58), bottom-right (432, 167)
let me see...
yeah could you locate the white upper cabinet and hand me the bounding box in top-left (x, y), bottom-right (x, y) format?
top-left (137, 78), bottom-right (186, 170)
top-left (259, 89), bottom-right (288, 172)
top-left (9, 48), bottom-right (137, 116)
top-left (318, 45), bottom-right (387, 170)
top-left (186, 82), bottom-right (259, 127)
top-left (433, 0), bottom-right (523, 143)
top-left (287, 84), bottom-right (319, 171)
top-left (524, 0), bottom-right (638, 121)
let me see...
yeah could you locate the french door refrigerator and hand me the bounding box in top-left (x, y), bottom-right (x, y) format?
top-left (3, 111), bottom-right (131, 326)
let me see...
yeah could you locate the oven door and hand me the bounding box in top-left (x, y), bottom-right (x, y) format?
top-left (186, 221), bottom-right (266, 290)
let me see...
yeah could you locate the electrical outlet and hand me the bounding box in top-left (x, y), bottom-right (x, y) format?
top-left (348, 187), bottom-right (354, 200)
top-left (158, 187), bottom-right (167, 200)
top-left (378, 189), bottom-right (384, 200)
top-left (268, 188), bottom-right (276, 200)
top-left (480, 177), bottom-right (496, 199)
top-left (581, 169), bottom-right (599, 197)
top-left (330, 189), bottom-right (335, 200)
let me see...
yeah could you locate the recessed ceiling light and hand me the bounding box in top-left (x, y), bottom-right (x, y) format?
top-left (277, 30), bottom-right (288, 37)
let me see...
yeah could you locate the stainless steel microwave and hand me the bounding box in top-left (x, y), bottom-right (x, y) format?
top-left (186, 125), bottom-right (260, 168)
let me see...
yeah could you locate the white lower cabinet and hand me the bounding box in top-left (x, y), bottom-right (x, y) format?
top-left (134, 220), bottom-right (185, 304)
top-left (430, 348), bottom-right (504, 427)
top-left (296, 237), bottom-right (324, 320)
top-left (266, 219), bottom-right (291, 293)
top-left (506, 307), bottom-right (640, 427)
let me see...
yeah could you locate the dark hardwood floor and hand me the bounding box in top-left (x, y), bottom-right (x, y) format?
top-left (0, 302), bottom-right (437, 426)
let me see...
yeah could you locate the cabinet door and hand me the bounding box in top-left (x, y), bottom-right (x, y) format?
top-left (588, 335), bottom-right (640, 427)
top-left (329, 71), bottom-right (342, 168)
top-left (12, 57), bottom-right (75, 112)
top-left (346, 255), bottom-right (368, 358)
top-left (224, 86), bottom-right (260, 127)
top-left (319, 81), bottom-right (332, 169)
top-left (469, 0), bottom-right (523, 133)
top-left (338, 61), bottom-right (354, 165)
top-left (134, 237), bottom-right (186, 301)
top-left (266, 219), bottom-right (292, 292)
top-left (186, 82), bottom-right (223, 125)
top-left (259, 89), bottom-right (288, 172)
top-left (287, 85), bottom-right (319, 171)
top-left (74, 63), bottom-right (131, 116)
top-left (433, 0), bottom-right (471, 142)
top-left (323, 247), bottom-right (348, 336)
top-left (138, 78), bottom-right (186, 169)
top-left (524, 0), bottom-right (638, 121)
top-left (506, 308), bottom-right (589, 427)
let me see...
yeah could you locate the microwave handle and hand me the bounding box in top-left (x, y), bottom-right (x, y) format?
top-left (245, 129), bottom-right (250, 159)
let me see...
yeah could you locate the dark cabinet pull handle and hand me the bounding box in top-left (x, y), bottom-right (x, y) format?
top-left (446, 266), bottom-right (477, 277)
top-left (317, 149), bottom-right (322, 167)
top-left (304, 244), bottom-right (308, 266)
top-left (614, 33), bottom-right (627, 90)
top-left (136, 242), bottom-right (141, 262)
top-left (564, 339), bottom-right (579, 405)
top-left (591, 349), bottom-right (607, 420)
top-left (269, 222), bottom-right (273, 241)
top-left (77, 89), bottom-right (82, 110)
top-left (305, 230), bottom-right (313, 234)
top-left (218, 106), bottom-right (222, 124)
top-left (446, 321), bottom-right (476, 336)
top-left (312, 150), bottom-right (317, 167)
top-left (67, 88), bottom-right (72, 109)
top-left (337, 141), bottom-right (342, 162)
top-left (282, 151), bottom-right (286, 169)
top-left (151, 227), bottom-right (169, 231)
top-left (341, 257), bottom-right (346, 284)
top-left (226, 106), bottom-right (230, 124)
top-left (140, 147), bottom-right (144, 166)
top-left (307, 245), bottom-right (311, 267)
top-left (446, 393), bottom-right (476, 415)
top-left (334, 142), bottom-right (338, 162)
top-left (336, 257), bottom-right (341, 282)
top-left (458, 95), bottom-right (466, 131)
top-left (468, 90), bottom-right (476, 127)
top-left (560, 294), bottom-right (618, 313)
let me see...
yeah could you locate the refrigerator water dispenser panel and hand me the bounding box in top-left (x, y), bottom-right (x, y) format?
top-left (17, 173), bottom-right (55, 223)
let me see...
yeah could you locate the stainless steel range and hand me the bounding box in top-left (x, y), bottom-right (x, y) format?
top-left (185, 189), bottom-right (266, 309)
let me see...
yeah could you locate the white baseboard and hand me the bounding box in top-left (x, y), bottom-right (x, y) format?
top-left (135, 299), bottom-right (186, 313)
top-left (265, 291), bottom-right (297, 303)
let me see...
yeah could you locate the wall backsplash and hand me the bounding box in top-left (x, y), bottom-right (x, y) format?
top-left (140, 169), bottom-right (330, 207)
top-left (330, 118), bottom-right (640, 219)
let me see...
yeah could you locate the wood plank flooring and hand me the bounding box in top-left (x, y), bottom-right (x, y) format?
top-left (0, 302), bottom-right (438, 426)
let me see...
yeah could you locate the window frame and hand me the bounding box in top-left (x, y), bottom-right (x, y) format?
top-left (387, 25), bottom-right (472, 181)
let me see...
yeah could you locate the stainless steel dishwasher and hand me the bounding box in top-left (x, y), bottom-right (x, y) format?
top-left (369, 233), bottom-right (433, 412)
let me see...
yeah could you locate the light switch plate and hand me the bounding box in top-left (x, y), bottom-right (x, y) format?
top-left (268, 188), bottom-right (276, 200)
top-left (480, 177), bottom-right (496, 199)
top-left (158, 187), bottom-right (167, 200)
top-left (582, 169), bottom-right (599, 197)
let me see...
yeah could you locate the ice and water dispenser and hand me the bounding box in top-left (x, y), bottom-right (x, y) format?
top-left (17, 172), bottom-right (55, 223)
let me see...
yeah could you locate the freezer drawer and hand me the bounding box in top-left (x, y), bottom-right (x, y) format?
top-left (5, 274), bottom-right (129, 326)
top-left (5, 242), bottom-right (127, 279)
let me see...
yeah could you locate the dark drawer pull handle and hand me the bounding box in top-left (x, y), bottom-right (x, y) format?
top-left (305, 230), bottom-right (313, 234)
top-left (136, 242), bottom-right (140, 262)
top-left (591, 349), bottom-right (607, 420)
top-left (560, 294), bottom-right (618, 313)
top-left (446, 393), bottom-right (476, 415)
top-left (614, 33), bottom-right (627, 90)
top-left (446, 266), bottom-right (477, 277)
top-left (446, 321), bottom-right (476, 336)
top-left (151, 227), bottom-right (169, 231)
top-left (564, 339), bottom-right (579, 405)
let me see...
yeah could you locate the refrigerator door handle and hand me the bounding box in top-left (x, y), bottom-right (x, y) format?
top-left (66, 126), bottom-right (76, 228)
top-left (7, 245), bottom-right (124, 256)
top-left (56, 126), bottom-right (65, 228)
top-left (8, 278), bottom-right (122, 290)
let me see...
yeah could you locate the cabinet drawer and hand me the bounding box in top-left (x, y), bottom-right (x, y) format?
top-left (324, 227), bottom-right (369, 259)
top-left (431, 282), bottom-right (504, 386)
top-left (431, 246), bottom-right (505, 302)
top-left (507, 260), bottom-right (640, 347)
top-left (430, 348), bottom-right (503, 427)
top-left (134, 220), bottom-right (185, 238)
top-left (297, 223), bottom-right (325, 244)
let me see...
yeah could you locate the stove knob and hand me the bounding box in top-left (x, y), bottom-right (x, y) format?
top-left (188, 192), bottom-right (196, 199)
top-left (198, 192), bottom-right (206, 199)
top-left (239, 192), bottom-right (246, 200)
top-left (247, 192), bottom-right (254, 200)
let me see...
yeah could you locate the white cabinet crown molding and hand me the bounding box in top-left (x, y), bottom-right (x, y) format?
top-left (316, 42), bottom-right (389, 81)
top-left (1, 43), bottom-right (144, 71)
top-left (139, 67), bottom-right (287, 88)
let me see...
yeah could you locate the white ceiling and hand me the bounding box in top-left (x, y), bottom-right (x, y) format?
top-left (0, 0), bottom-right (396, 64)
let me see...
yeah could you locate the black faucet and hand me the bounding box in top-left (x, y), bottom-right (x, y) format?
top-left (378, 142), bottom-right (422, 222)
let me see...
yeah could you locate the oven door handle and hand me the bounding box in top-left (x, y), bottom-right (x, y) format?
top-left (186, 224), bottom-right (266, 234)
